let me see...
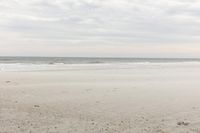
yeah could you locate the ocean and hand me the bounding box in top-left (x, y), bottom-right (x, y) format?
top-left (0, 56), bottom-right (200, 72)
top-left (1, 56), bottom-right (200, 64)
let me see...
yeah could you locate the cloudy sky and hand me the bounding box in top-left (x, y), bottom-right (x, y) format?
top-left (0, 0), bottom-right (200, 57)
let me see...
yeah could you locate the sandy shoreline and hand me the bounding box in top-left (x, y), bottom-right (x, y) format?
top-left (1, 68), bottom-right (200, 133)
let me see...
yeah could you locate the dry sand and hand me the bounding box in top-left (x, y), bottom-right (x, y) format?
top-left (1, 67), bottom-right (200, 133)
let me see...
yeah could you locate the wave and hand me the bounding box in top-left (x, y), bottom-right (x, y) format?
top-left (1, 61), bottom-right (200, 72)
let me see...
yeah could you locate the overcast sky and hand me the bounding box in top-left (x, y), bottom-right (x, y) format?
top-left (0, 0), bottom-right (200, 57)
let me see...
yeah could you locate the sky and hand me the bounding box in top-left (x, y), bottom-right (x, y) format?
top-left (0, 0), bottom-right (200, 57)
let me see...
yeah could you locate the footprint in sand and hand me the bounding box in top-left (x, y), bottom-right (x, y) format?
top-left (112, 88), bottom-right (119, 92)
top-left (5, 81), bottom-right (18, 85)
top-left (5, 81), bottom-right (11, 83)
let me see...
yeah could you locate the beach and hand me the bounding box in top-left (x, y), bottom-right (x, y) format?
top-left (1, 63), bottom-right (200, 133)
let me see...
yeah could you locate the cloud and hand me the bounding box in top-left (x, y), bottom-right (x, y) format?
top-left (0, 0), bottom-right (200, 57)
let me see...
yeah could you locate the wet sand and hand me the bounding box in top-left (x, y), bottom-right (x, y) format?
top-left (1, 67), bottom-right (200, 133)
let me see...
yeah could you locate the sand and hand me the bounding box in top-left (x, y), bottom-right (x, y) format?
top-left (1, 66), bottom-right (200, 133)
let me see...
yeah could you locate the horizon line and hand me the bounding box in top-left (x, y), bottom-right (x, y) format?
top-left (0, 56), bottom-right (200, 59)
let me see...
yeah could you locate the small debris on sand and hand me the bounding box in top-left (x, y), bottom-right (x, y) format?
top-left (6, 81), bottom-right (11, 83)
top-left (85, 89), bottom-right (92, 92)
top-left (34, 105), bottom-right (40, 108)
top-left (177, 121), bottom-right (190, 126)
